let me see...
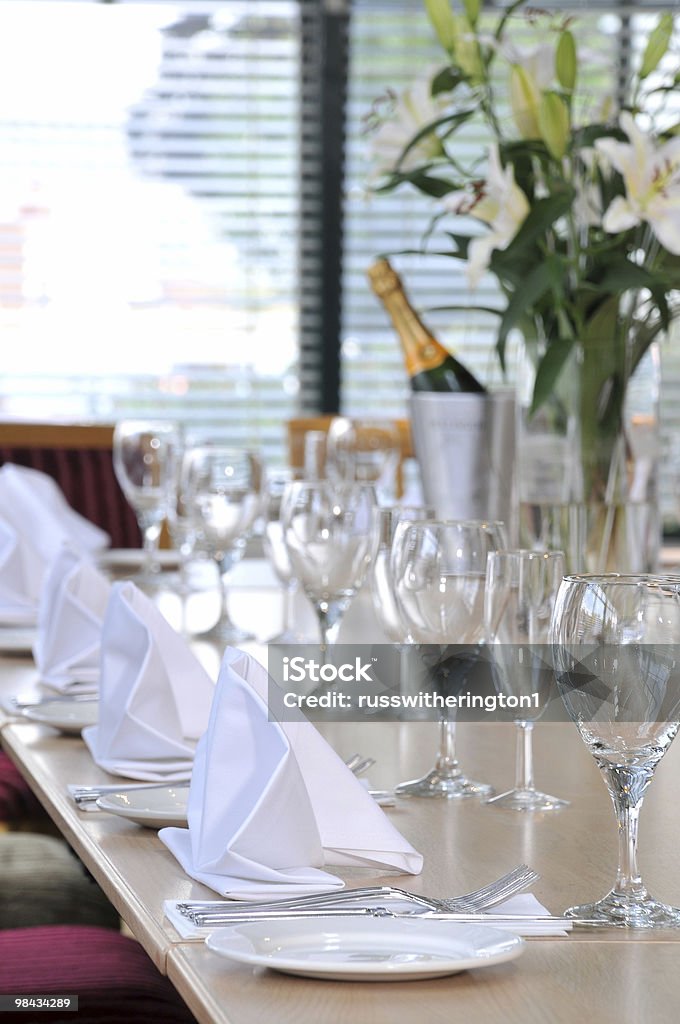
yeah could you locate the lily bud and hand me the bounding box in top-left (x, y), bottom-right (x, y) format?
top-left (556, 31), bottom-right (577, 92)
top-left (510, 65), bottom-right (541, 139)
top-left (538, 92), bottom-right (570, 159)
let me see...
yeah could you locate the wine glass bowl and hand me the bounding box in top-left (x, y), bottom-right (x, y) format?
top-left (551, 573), bottom-right (680, 927)
top-left (262, 469), bottom-right (310, 644)
top-left (390, 519), bottom-right (505, 799)
top-left (326, 418), bottom-right (401, 505)
top-left (181, 445), bottom-right (263, 644)
top-left (112, 419), bottom-right (180, 587)
top-left (281, 481), bottom-right (375, 650)
top-left (484, 549), bottom-right (569, 813)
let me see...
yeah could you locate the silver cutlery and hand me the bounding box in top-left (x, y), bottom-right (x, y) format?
top-left (344, 753), bottom-right (376, 777)
top-left (176, 864), bottom-right (539, 926)
top-left (72, 781), bottom-right (189, 806)
top-left (174, 904), bottom-right (586, 929)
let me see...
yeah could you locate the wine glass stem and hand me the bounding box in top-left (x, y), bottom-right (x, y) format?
top-left (609, 778), bottom-right (647, 898)
top-left (281, 580), bottom-right (297, 633)
top-left (216, 556), bottom-right (238, 631)
top-left (140, 519), bottom-right (162, 576)
top-left (435, 718), bottom-right (460, 775)
top-left (316, 601), bottom-right (345, 660)
top-left (515, 720), bottom-right (535, 792)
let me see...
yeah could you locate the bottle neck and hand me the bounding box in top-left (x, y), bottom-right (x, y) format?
top-left (378, 287), bottom-right (449, 379)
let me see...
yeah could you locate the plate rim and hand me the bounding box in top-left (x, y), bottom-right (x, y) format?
top-left (22, 700), bottom-right (100, 732)
top-left (96, 786), bottom-right (189, 827)
top-left (205, 918), bottom-right (524, 979)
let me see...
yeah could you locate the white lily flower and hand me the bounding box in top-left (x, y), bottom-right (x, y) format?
top-left (596, 112), bottom-right (680, 253)
top-left (367, 73), bottom-right (448, 179)
top-left (499, 39), bottom-right (555, 89)
top-left (464, 146), bottom-right (530, 287)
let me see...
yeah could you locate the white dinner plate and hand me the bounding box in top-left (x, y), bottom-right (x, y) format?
top-left (96, 785), bottom-right (189, 828)
top-left (0, 626), bottom-right (37, 654)
top-left (205, 918), bottom-right (524, 982)
top-left (22, 699), bottom-right (99, 734)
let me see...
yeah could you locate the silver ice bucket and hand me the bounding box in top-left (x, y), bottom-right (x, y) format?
top-left (409, 390), bottom-right (516, 533)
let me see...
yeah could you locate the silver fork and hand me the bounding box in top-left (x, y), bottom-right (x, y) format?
top-left (176, 864), bottom-right (539, 926)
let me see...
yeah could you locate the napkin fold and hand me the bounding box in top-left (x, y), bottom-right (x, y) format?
top-left (82, 581), bottom-right (214, 781)
top-left (33, 546), bottom-right (111, 692)
top-left (160, 647), bottom-right (423, 899)
top-left (0, 464), bottom-right (109, 625)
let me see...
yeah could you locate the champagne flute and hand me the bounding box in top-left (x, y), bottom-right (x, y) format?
top-left (551, 573), bottom-right (680, 927)
top-left (112, 419), bottom-right (179, 587)
top-left (182, 445), bottom-right (263, 644)
top-left (281, 480), bottom-right (375, 651)
top-left (391, 519), bottom-right (505, 798)
top-left (484, 549), bottom-right (569, 812)
top-left (369, 506), bottom-right (435, 644)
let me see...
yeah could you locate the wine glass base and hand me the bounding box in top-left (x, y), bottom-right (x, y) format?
top-left (484, 787), bottom-right (569, 813)
top-left (265, 629), bottom-right (314, 645)
top-left (566, 891), bottom-right (680, 928)
top-left (193, 622), bottom-right (255, 645)
top-left (395, 769), bottom-right (493, 800)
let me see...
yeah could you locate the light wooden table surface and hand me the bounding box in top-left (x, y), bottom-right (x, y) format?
top-left (3, 567), bottom-right (680, 1022)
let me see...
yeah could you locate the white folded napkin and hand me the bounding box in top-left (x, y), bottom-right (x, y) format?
top-left (163, 892), bottom-right (567, 940)
top-left (160, 647), bottom-right (423, 899)
top-left (0, 464), bottom-right (109, 625)
top-left (33, 546), bottom-right (111, 692)
top-left (82, 581), bottom-right (215, 781)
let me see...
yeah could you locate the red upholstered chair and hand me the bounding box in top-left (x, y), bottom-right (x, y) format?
top-left (0, 925), bottom-right (196, 1023)
top-left (0, 423), bottom-right (141, 549)
top-left (0, 752), bottom-right (44, 825)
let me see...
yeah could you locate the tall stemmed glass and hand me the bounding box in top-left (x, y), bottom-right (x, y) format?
top-left (262, 469), bottom-right (310, 644)
top-left (326, 418), bottom-right (401, 505)
top-left (484, 549), bottom-right (569, 812)
top-left (281, 481), bottom-right (375, 651)
top-left (551, 573), bottom-right (680, 927)
top-left (391, 519), bottom-right (505, 798)
top-left (112, 419), bottom-right (180, 588)
top-left (182, 445), bottom-right (263, 644)
top-left (370, 506), bottom-right (436, 643)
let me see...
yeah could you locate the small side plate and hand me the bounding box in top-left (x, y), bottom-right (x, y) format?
top-left (96, 785), bottom-right (189, 829)
top-left (22, 699), bottom-right (99, 734)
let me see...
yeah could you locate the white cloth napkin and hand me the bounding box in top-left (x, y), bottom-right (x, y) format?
top-left (163, 892), bottom-right (567, 940)
top-left (82, 581), bottom-right (215, 781)
top-left (0, 464), bottom-right (109, 625)
top-left (33, 546), bottom-right (111, 692)
top-left (160, 647), bottom-right (423, 899)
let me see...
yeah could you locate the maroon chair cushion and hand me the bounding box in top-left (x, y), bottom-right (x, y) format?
top-left (0, 447), bottom-right (141, 549)
top-left (0, 752), bottom-right (43, 823)
top-left (0, 925), bottom-right (196, 1023)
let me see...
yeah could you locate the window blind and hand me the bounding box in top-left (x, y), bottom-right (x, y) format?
top-left (0, 0), bottom-right (309, 465)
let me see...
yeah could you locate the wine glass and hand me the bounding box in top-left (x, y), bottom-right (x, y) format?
top-left (112, 419), bottom-right (180, 587)
top-left (281, 480), bottom-right (375, 651)
top-left (551, 573), bottom-right (680, 927)
top-left (484, 549), bottom-right (569, 812)
top-left (326, 418), bottom-right (401, 505)
top-left (181, 445), bottom-right (263, 644)
top-left (369, 506), bottom-right (435, 644)
top-left (391, 519), bottom-right (505, 798)
top-left (262, 469), bottom-right (310, 644)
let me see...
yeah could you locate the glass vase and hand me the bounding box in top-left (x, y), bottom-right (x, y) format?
top-left (517, 333), bottom-right (660, 574)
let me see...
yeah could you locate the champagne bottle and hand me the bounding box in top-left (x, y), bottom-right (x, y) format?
top-left (367, 258), bottom-right (486, 394)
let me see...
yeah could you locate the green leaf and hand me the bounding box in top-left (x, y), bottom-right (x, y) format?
top-left (530, 337), bottom-right (576, 416)
top-left (498, 262), bottom-right (554, 348)
top-left (397, 108), bottom-right (475, 170)
top-left (556, 30), bottom-right (577, 92)
top-left (595, 259), bottom-right (658, 294)
top-left (431, 67), bottom-right (464, 96)
top-left (425, 0), bottom-right (457, 54)
top-left (640, 13), bottom-right (673, 79)
top-left (502, 190), bottom-right (574, 258)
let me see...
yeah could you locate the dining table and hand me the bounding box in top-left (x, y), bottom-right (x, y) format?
top-left (2, 552), bottom-right (680, 1024)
